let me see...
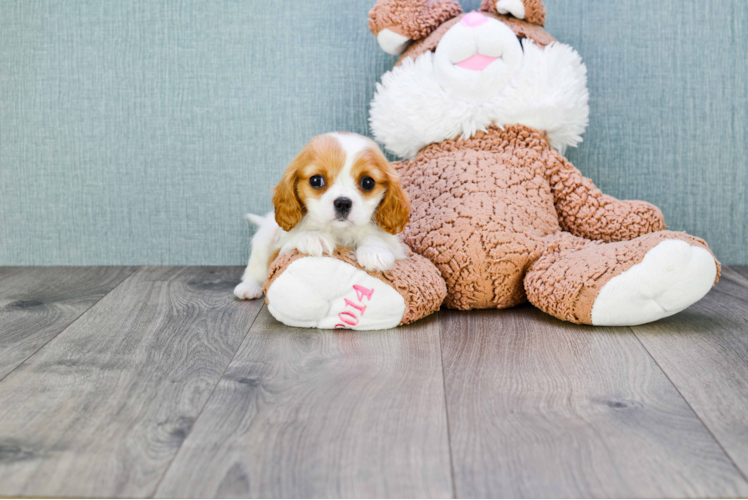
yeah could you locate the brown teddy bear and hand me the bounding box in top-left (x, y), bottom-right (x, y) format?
top-left (367, 0), bottom-right (720, 326)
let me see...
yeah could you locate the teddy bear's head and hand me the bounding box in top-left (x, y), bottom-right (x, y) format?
top-left (368, 0), bottom-right (590, 160)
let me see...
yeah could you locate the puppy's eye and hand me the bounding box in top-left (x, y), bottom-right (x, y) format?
top-left (360, 176), bottom-right (376, 191)
top-left (309, 175), bottom-right (325, 189)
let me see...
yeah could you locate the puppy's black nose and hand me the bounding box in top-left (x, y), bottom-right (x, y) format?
top-left (334, 197), bottom-right (353, 217)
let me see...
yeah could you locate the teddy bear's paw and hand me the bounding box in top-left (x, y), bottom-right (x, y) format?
top-left (234, 280), bottom-right (263, 300)
top-left (377, 29), bottom-right (412, 56)
top-left (265, 256), bottom-right (406, 330)
top-left (591, 240), bottom-right (717, 326)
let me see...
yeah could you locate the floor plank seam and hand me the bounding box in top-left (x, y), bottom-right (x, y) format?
top-left (0, 266), bottom-right (140, 385)
top-left (629, 325), bottom-right (748, 485)
top-left (437, 312), bottom-right (459, 499)
top-left (149, 301), bottom-right (267, 498)
top-left (5, 268), bottom-right (745, 497)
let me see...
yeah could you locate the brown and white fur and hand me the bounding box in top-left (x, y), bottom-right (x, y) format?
top-left (234, 132), bottom-right (410, 300)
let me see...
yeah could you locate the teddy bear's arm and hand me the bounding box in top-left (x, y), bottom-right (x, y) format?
top-left (545, 149), bottom-right (666, 243)
top-left (391, 160), bottom-right (410, 180)
top-left (369, 0), bottom-right (462, 55)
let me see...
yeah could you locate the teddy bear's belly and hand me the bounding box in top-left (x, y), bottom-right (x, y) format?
top-left (401, 148), bottom-right (561, 310)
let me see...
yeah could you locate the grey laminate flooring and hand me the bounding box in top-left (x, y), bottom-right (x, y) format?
top-left (1, 266), bottom-right (747, 498)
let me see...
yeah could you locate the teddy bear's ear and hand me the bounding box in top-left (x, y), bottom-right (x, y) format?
top-left (479, 0), bottom-right (545, 26)
top-left (369, 0), bottom-right (463, 56)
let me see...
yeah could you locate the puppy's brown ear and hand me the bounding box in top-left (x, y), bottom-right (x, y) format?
top-left (272, 151), bottom-right (306, 231)
top-left (376, 165), bottom-right (411, 235)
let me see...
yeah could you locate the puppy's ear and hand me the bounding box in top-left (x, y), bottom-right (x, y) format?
top-left (272, 151), bottom-right (306, 231)
top-left (376, 164), bottom-right (411, 235)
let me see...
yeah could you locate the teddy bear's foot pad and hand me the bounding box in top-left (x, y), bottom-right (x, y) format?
top-left (591, 240), bottom-right (717, 326)
top-left (266, 256), bottom-right (406, 330)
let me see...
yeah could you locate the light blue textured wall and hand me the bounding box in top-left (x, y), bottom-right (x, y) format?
top-left (1, 0), bottom-right (746, 265)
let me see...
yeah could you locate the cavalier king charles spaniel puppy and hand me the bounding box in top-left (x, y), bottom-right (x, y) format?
top-left (234, 132), bottom-right (411, 300)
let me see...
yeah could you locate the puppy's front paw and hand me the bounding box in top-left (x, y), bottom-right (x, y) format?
top-left (356, 246), bottom-right (396, 272)
top-left (234, 280), bottom-right (263, 300)
top-left (296, 232), bottom-right (335, 257)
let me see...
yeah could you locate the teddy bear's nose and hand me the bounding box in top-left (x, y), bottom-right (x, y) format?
top-left (461, 12), bottom-right (488, 27)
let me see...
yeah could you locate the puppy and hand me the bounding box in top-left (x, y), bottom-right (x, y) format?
top-left (234, 132), bottom-right (410, 300)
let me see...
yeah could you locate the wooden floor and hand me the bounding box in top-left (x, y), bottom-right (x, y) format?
top-left (1, 266), bottom-right (747, 498)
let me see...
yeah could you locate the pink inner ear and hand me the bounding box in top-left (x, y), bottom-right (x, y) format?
top-left (456, 54), bottom-right (498, 71)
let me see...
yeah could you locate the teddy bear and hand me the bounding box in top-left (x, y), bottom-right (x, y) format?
top-left (261, 0), bottom-right (719, 329)
top-left (365, 0), bottom-right (720, 326)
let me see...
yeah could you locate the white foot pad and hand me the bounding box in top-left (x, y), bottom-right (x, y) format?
top-left (266, 257), bottom-right (406, 330)
top-left (591, 240), bottom-right (717, 326)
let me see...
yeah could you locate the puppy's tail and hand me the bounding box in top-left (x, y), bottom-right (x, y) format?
top-left (244, 212), bottom-right (274, 227)
top-left (246, 211), bottom-right (279, 246)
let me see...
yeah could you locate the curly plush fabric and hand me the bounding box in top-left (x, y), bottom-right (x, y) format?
top-left (397, 15), bottom-right (463, 65)
top-left (368, 0), bottom-right (463, 40)
top-left (545, 149), bottom-right (667, 241)
top-left (395, 125), bottom-right (560, 309)
top-left (394, 125), bottom-right (719, 313)
top-left (480, 0), bottom-right (546, 26)
top-left (264, 246), bottom-right (447, 326)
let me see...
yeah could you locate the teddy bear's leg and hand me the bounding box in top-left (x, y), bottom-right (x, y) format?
top-left (524, 231), bottom-right (719, 326)
top-left (368, 0), bottom-right (463, 55)
top-left (261, 248), bottom-right (447, 330)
